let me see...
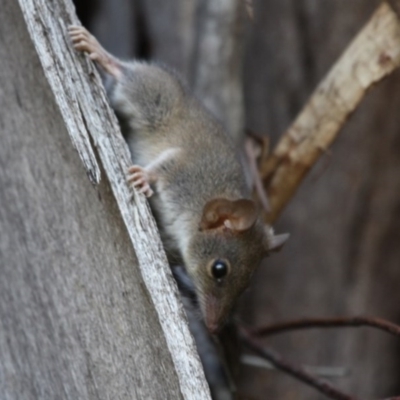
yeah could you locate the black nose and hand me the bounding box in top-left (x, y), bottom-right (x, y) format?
top-left (211, 260), bottom-right (228, 279)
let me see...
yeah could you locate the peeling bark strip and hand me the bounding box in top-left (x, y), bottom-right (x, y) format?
top-left (17, 0), bottom-right (211, 398)
top-left (18, 0), bottom-right (101, 184)
top-left (261, 2), bottom-right (400, 224)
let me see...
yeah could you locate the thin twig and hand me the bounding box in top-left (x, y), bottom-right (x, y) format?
top-left (251, 316), bottom-right (400, 337)
top-left (244, 135), bottom-right (271, 213)
top-left (241, 354), bottom-right (349, 378)
top-left (239, 327), bottom-right (358, 400)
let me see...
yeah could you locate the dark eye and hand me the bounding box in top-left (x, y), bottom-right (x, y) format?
top-left (211, 260), bottom-right (229, 280)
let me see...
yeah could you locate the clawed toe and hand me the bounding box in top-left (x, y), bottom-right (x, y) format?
top-left (68, 26), bottom-right (97, 55)
top-left (127, 173), bottom-right (142, 185)
top-left (126, 165), bottom-right (153, 198)
top-left (140, 185), bottom-right (154, 197)
top-left (127, 165), bottom-right (142, 173)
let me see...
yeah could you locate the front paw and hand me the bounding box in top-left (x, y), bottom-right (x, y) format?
top-left (69, 26), bottom-right (99, 58)
top-left (126, 165), bottom-right (154, 198)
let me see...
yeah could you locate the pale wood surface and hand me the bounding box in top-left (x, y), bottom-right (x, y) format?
top-left (0, 0), bottom-right (211, 398)
top-left (262, 2), bottom-right (400, 223)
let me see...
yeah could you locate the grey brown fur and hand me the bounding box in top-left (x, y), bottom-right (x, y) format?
top-left (69, 26), bottom-right (288, 332)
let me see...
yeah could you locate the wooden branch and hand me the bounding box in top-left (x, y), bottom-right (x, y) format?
top-left (241, 326), bottom-right (400, 400)
top-left (240, 328), bottom-right (358, 400)
top-left (251, 316), bottom-right (400, 337)
top-left (10, 0), bottom-right (211, 398)
top-left (261, 2), bottom-right (400, 224)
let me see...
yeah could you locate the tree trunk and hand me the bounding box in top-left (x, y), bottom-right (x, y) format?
top-left (0, 0), bottom-right (210, 399)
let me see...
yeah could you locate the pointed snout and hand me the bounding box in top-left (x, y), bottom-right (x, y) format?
top-left (205, 318), bottom-right (221, 335)
top-left (203, 294), bottom-right (226, 334)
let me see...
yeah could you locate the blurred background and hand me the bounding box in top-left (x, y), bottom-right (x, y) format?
top-left (72, 0), bottom-right (400, 398)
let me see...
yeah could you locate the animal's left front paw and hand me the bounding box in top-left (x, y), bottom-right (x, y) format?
top-left (127, 165), bottom-right (154, 198)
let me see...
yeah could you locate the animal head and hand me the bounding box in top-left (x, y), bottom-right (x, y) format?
top-left (184, 198), bottom-right (289, 333)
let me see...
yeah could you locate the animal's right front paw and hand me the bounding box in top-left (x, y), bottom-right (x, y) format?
top-left (126, 165), bottom-right (154, 198)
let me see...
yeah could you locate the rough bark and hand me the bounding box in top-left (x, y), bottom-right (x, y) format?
top-left (0, 0), bottom-right (210, 399)
top-left (14, 0), bottom-right (400, 399)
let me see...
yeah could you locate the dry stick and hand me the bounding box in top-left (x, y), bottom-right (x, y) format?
top-left (239, 328), bottom-right (359, 400)
top-left (251, 316), bottom-right (400, 337)
top-left (261, 2), bottom-right (400, 224)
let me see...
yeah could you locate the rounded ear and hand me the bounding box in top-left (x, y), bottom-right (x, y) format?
top-left (200, 198), bottom-right (258, 233)
top-left (267, 233), bottom-right (290, 252)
